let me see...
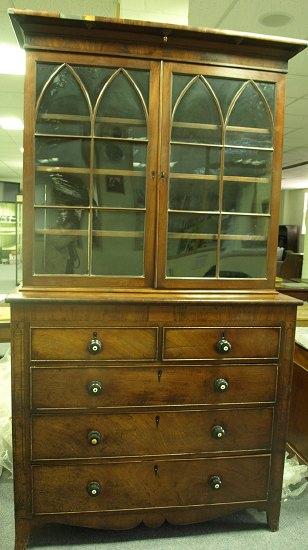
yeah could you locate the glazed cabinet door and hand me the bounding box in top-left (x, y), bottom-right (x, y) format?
top-left (24, 54), bottom-right (159, 287)
top-left (156, 63), bottom-right (284, 289)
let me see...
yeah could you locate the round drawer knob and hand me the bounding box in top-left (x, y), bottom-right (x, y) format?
top-left (88, 335), bottom-right (102, 354)
top-left (214, 378), bottom-right (229, 392)
top-left (87, 380), bottom-right (103, 396)
top-left (216, 338), bottom-right (231, 354)
top-left (211, 425), bottom-right (226, 439)
top-left (209, 475), bottom-right (222, 490)
top-left (87, 430), bottom-right (102, 446)
top-left (87, 481), bottom-right (101, 496)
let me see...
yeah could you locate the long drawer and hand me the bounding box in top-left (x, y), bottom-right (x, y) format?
top-left (31, 364), bottom-right (277, 409)
top-left (32, 455), bottom-right (270, 514)
top-left (31, 408), bottom-right (273, 459)
top-left (163, 327), bottom-right (280, 360)
top-left (31, 327), bottom-right (158, 361)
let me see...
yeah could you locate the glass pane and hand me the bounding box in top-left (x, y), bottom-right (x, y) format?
top-left (172, 76), bottom-right (221, 144)
top-left (95, 71), bottom-right (147, 139)
top-left (172, 74), bottom-right (192, 109)
top-left (92, 210), bottom-right (144, 276)
top-left (224, 148), bottom-right (272, 180)
top-left (34, 208), bottom-right (88, 275)
top-left (167, 239), bottom-right (217, 278)
top-left (128, 69), bottom-right (150, 107)
top-left (221, 215), bottom-right (269, 237)
top-left (92, 237), bottom-right (144, 276)
top-left (206, 77), bottom-right (244, 118)
top-left (36, 66), bottom-right (90, 135)
top-left (223, 181), bottom-right (271, 214)
top-left (36, 63), bottom-right (60, 99)
top-left (226, 82), bottom-right (272, 147)
top-left (36, 138), bottom-right (90, 169)
top-left (94, 140), bottom-right (147, 171)
top-left (74, 66), bottom-right (115, 106)
top-left (93, 175), bottom-right (145, 208)
top-left (35, 172), bottom-right (89, 207)
top-left (95, 210), bottom-right (144, 232)
top-left (169, 179), bottom-right (219, 211)
top-left (257, 82), bottom-right (276, 116)
top-left (168, 212), bottom-right (218, 236)
top-left (170, 145), bottom-right (220, 177)
top-left (219, 240), bottom-right (267, 278)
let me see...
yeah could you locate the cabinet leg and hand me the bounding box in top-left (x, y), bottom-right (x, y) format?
top-left (266, 508), bottom-right (280, 532)
top-left (15, 519), bottom-right (31, 550)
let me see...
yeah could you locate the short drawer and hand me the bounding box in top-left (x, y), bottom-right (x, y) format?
top-left (31, 364), bottom-right (277, 409)
top-left (32, 455), bottom-right (270, 514)
top-left (31, 327), bottom-right (158, 361)
top-left (163, 327), bottom-right (280, 360)
top-left (31, 408), bottom-right (273, 460)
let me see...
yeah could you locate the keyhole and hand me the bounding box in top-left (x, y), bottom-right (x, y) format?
top-left (93, 331), bottom-right (97, 338)
top-left (154, 464), bottom-right (159, 476)
top-left (155, 415), bottom-right (160, 428)
top-left (157, 369), bottom-right (163, 382)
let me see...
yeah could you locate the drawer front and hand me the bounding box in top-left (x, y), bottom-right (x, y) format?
top-left (31, 327), bottom-right (158, 361)
top-left (31, 364), bottom-right (277, 409)
top-left (31, 408), bottom-right (273, 460)
top-left (163, 327), bottom-right (280, 360)
top-left (32, 455), bottom-right (270, 514)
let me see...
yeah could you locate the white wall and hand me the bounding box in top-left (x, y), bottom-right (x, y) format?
top-left (280, 188), bottom-right (308, 252)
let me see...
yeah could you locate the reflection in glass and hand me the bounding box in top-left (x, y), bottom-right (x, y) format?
top-left (221, 215), bottom-right (269, 238)
top-left (36, 63), bottom-right (60, 99)
top-left (36, 65), bottom-right (90, 135)
top-left (92, 237), bottom-right (144, 276)
top-left (224, 148), bottom-right (272, 179)
top-left (223, 181), bottom-right (271, 214)
top-left (257, 82), bottom-right (276, 116)
top-left (168, 212), bottom-right (218, 236)
top-left (74, 66), bottom-right (115, 105)
top-left (206, 77), bottom-right (243, 117)
top-left (94, 140), bottom-right (147, 171)
top-left (169, 179), bottom-right (219, 211)
top-left (94, 175), bottom-right (145, 208)
top-left (34, 208), bottom-right (88, 275)
top-left (170, 145), bottom-right (220, 176)
top-left (95, 70), bottom-right (147, 139)
top-left (36, 138), bottom-right (90, 169)
top-left (219, 240), bottom-right (267, 278)
top-left (172, 76), bottom-right (221, 144)
top-left (167, 239), bottom-right (217, 278)
top-left (226, 82), bottom-right (272, 147)
top-left (35, 172), bottom-right (89, 206)
top-left (94, 210), bottom-right (145, 232)
top-left (92, 210), bottom-right (144, 276)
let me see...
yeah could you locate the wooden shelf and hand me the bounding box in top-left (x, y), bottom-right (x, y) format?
top-left (168, 232), bottom-right (217, 240)
top-left (168, 232), bottom-right (266, 241)
top-left (35, 229), bottom-right (88, 236)
top-left (36, 167), bottom-right (146, 177)
top-left (38, 113), bottom-right (145, 125)
top-left (92, 230), bottom-right (144, 238)
top-left (36, 166), bottom-right (90, 174)
top-left (172, 121), bottom-right (270, 134)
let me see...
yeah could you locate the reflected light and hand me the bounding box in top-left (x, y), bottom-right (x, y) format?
top-left (0, 44), bottom-right (25, 75)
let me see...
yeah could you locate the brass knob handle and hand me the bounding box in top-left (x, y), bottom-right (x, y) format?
top-left (216, 338), bottom-right (231, 354)
top-left (87, 430), bottom-right (102, 445)
top-left (209, 475), bottom-right (222, 490)
top-left (87, 481), bottom-right (101, 496)
top-left (87, 380), bottom-right (103, 395)
top-left (211, 425), bottom-right (226, 439)
top-left (88, 333), bottom-right (102, 354)
top-left (214, 378), bottom-right (229, 392)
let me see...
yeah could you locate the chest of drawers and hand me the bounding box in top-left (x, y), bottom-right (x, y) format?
top-left (9, 293), bottom-right (298, 547)
top-left (8, 9), bottom-right (305, 548)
